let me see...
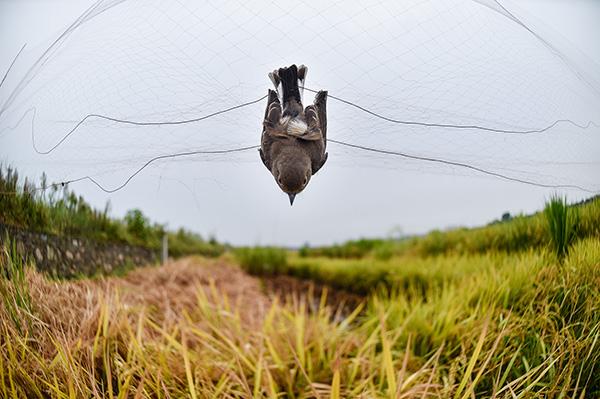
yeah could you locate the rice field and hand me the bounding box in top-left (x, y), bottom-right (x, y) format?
top-left (1, 232), bottom-right (599, 397)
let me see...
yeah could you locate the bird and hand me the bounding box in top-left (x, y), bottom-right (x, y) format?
top-left (259, 64), bottom-right (328, 205)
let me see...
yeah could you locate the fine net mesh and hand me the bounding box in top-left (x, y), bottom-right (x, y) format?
top-left (1, 0), bottom-right (599, 194)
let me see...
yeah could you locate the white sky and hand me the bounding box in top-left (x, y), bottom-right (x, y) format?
top-left (1, 0), bottom-right (599, 246)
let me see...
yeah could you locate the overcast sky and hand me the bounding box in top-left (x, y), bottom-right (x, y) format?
top-left (1, 0), bottom-right (599, 246)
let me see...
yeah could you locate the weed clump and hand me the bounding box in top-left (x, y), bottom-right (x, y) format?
top-left (544, 195), bottom-right (579, 262)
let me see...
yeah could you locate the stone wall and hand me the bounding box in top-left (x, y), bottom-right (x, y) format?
top-left (0, 223), bottom-right (157, 278)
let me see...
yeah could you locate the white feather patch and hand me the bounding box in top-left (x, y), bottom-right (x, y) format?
top-left (286, 118), bottom-right (308, 136)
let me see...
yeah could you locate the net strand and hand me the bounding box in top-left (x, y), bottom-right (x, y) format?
top-left (302, 88), bottom-right (597, 134)
top-left (0, 144), bottom-right (260, 195)
top-left (31, 94), bottom-right (269, 154)
top-left (0, 43), bottom-right (26, 90)
top-left (328, 139), bottom-right (596, 193)
top-left (1, 136), bottom-right (595, 195)
top-left (26, 87), bottom-right (597, 156)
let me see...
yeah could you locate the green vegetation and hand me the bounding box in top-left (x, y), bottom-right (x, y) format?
top-left (544, 195), bottom-right (579, 261)
top-left (0, 165), bottom-right (224, 258)
top-left (300, 238), bottom-right (388, 259)
top-left (235, 246), bottom-right (288, 275)
top-left (0, 238), bottom-right (32, 335)
top-left (220, 196), bottom-right (600, 395)
top-left (301, 195), bottom-right (600, 260)
top-left (241, 196), bottom-right (600, 295)
top-left (168, 228), bottom-right (224, 258)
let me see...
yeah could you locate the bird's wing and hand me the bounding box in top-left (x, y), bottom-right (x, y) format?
top-left (258, 147), bottom-right (270, 170)
top-left (301, 89), bottom-right (328, 142)
top-left (260, 90), bottom-right (282, 171)
top-left (309, 90), bottom-right (328, 175)
top-left (300, 105), bottom-right (323, 141)
top-left (314, 90), bottom-right (327, 148)
top-left (263, 89), bottom-right (288, 139)
top-left (264, 89), bottom-right (281, 126)
top-left (312, 152), bottom-right (328, 175)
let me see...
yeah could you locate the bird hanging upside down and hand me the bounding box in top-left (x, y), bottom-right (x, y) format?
top-left (259, 64), bottom-right (328, 205)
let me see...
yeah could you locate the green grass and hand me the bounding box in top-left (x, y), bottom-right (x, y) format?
top-left (215, 196), bottom-right (600, 395)
top-left (301, 196), bottom-right (600, 260)
top-left (0, 238), bottom-right (33, 335)
top-left (544, 195), bottom-right (579, 261)
top-left (235, 246), bottom-right (288, 275)
top-left (233, 197), bottom-right (599, 299)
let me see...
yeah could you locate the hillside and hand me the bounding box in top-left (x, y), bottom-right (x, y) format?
top-left (0, 165), bottom-right (224, 259)
top-left (236, 196), bottom-right (600, 294)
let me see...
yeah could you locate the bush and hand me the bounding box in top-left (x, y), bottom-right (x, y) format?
top-left (124, 209), bottom-right (151, 243)
top-left (234, 247), bottom-right (287, 275)
top-left (167, 228), bottom-right (224, 258)
top-left (373, 242), bottom-right (394, 261)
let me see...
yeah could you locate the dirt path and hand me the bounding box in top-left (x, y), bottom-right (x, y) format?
top-left (28, 256), bottom-right (364, 344)
top-left (262, 274), bottom-right (364, 317)
top-left (103, 257), bottom-right (272, 322)
top-left (28, 257), bottom-right (271, 340)
top-left (102, 257), bottom-right (363, 317)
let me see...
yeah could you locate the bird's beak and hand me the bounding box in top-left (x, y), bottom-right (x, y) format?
top-left (288, 193), bottom-right (296, 206)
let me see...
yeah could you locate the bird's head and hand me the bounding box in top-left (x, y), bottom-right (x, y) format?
top-left (272, 149), bottom-right (312, 205)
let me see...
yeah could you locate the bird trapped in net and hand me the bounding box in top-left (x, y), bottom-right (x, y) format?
top-left (259, 64), bottom-right (328, 205)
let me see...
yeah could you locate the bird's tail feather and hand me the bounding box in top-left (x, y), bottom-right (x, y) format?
top-left (278, 65), bottom-right (302, 105)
